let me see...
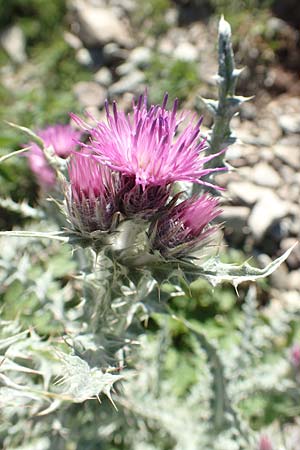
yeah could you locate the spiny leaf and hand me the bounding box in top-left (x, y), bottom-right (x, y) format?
top-left (0, 330), bottom-right (29, 351)
top-left (194, 243), bottom-right (297, 290)
top-left (0, 147), bottom-right (30, 163)
top-left (56, 353), bottom-right (123, 404)
top-left (0, 230), bottom-right (69, 242)
top-left (0, 198), bottom-right (45, 219)
top-left (4, 121), bottom-right (44, 148)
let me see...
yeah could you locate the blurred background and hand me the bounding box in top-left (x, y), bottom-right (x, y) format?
top-left (0, 2), bottom-right (300, 447)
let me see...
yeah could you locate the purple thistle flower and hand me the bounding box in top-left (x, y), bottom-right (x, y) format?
top-left (66, 153), bottom-right (117, 233)
top-left (71, 94), bottom-right (224, 189)
top-left (27, 146), bottom-right (56, 187)
top-left (27, 124), bottom-right (82, 188)
top-left (151, 195), bottom-right (221, 257)
top-left (258, 435), bottom-right (273, 450)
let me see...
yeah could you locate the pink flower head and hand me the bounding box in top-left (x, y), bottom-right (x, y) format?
top-left (37, 124), bottom-right (82, 158)
top-left (66, 152), bottom-right (117, 233)
top-left (258, 435), bottom-right (273, 450)
top-left (71, 94), bottom-right (224, 189)
top-left (151, 195), bottom-right (221, 257)
top-left (27, 124), bottom-right (82, 188)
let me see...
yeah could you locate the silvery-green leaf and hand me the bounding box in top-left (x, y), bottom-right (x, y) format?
top-left (0, 230), bottom-right (69, 242)
top-left (199, 97), bottom-right (219, 116)
top-left (0, 147), bottom-right (30, 163)
top-left (197, 243), bottom-right (297, 289)
top-left (4, 121), bottom-right (44, 148)
top-left (0, 198), bottom-right (44, 219)
top-left (56, 354), bottom-right (123, 405)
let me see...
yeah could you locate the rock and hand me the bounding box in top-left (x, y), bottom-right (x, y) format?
top-left (274, 136), bottom-right (300, 169)
top-left (165, 8), bottom-right (179, 26)
top-left (158, 36), bottom-right (175, 56)
top-left (286, 270), bottom-right (300, 290)
top-left (0, 25), bottom-right (26, 64)
top-left (220, 206), bottom-right (250, 226)
top-left (71, 0), bottom-right (132, 48)
top-left (248, 191), bottom-right (290, 241)
top-left (109, 70), bottom-right (145, 96)
top-left (278, 114), bottom-right (300, 134)
top-left (110, 0), bottom-right (136, 13)
top-left (236, 118), bottom-right (281, 147)
top-left (102, 43), bottom-right (128, 62)
top-left (115, 62), bottom-right (134, 77)
top-left (228, 181), bottom-right (271, 205)
top-left (240, 102), bottom-right (257, 120)
top-left (173, 42), bottom-right (198, 62)
top-left (251, 162), bottom-right (282, 188)
top-left (225, 142), bottom-right (260, 167)
top-left (63, 31), bottom-right (82, 50)
top-left (281, 238), bottom-right (300, 270)
top-left (219, 206), bottom-right (250, 245)
top-left (269, 262), bottom-right (290, 290)
top-left (94, 67), bottom-right (112, 87)
top-left (75, 48), bottom-right (93, 66)
top-left (128, 46), bottom-right (152, 68)
top-left (73, 81), bottom-right (107, 107)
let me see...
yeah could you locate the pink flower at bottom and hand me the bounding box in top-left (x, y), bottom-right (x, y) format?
top-left (151, 195), bottom-right (221, 257)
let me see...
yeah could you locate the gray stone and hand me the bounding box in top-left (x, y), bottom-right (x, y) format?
top-left (128, 46), bottom-right (152, 68)
top-left (173, 41), bottom-right (198, 62)
top-left (248, 191), bottom-right (290, 241)
top-left (219, 206), bottom-right (250, 245)
top-left (75, 48), bottom-right (93, 66)
top-left (71, 0), bottom-right (132, 48)
top-left (281, 238), bottom-right (300, 270)
top-left (278, 114), bottom-right (300, 134)
top-left (228, 181), bottom-right (271, 205)
top-left (270, 262), bottom-right (290, 290)
top-left (115, 61), bottom-right (134, 77)
top-left (102, 42), bottom-right (128, 62)
top-left (63, 31), bottom-right (82, 50)
top-left (158, 36), bottom-right (174, 55)
top-left (109, 70), bottom-right (145, 96)
top-left (251, 162), bottom-right (282, 188)
top-left (286, 270), bottom-right (300, 291)
top-left (240, 102), bottom-right (257, 120)
top-left (220, 206), bottom-right (250, 226)
top-left (0, 25), bottom-right (26, 64)
top-left (274, 138), bottom-right (300, 169)
top-left (94, 67), bottom-right (112, 87)
top-left (73, 81), bottom-right (106, 107)
top-left (236, 118), bottom-right (281, 147)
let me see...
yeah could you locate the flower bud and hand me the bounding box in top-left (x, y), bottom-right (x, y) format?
top-left (151, 195), bottom-right (221, 257)
top-left (66, 153), bottom-right (118, 234)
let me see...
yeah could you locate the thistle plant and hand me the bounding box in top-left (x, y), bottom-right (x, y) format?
top-left (0, 16), bottom-right (298, 450)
